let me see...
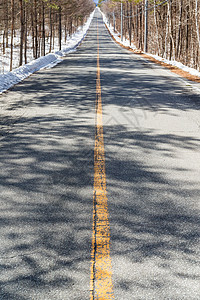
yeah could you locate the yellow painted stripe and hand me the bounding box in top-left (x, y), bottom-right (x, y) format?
top-left (90, 17), bottom-right (114, 300)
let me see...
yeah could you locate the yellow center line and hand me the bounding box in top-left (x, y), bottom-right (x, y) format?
top-left (90, 17), bottom-right (114, 300)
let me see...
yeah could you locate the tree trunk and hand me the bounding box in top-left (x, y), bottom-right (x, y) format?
top-left (3, 31), bottom-right (5, 55)
top-left (154, 0), bottom-right (160, 55)
top-left (185, 3), bottom-right (189, 65)
top-left (10, 0), bottom-right (15, 71)
top-left (176, 0), bottom-right (183, 59)
top-left (38, 3), bottom-right (42, 57)
top-left (164, 3), bottom-right (169, 58)
top-left (19, 0), bottom-right (24, 66)
top-left (42, 2), bottom-right (45, 56)
top-left (129, 2), bottom-right (132, 46)
top-left (34, 0), bottom-right (38, 59)
top-left (49, 6), bottom-right (52, 52)
top-left (169, 0), bottom-right (175, 60)
top-left (31, 1), bottom-right (35, 58)
top-left (139, 5), bottom-right (142, 49)
top-left (58, 6), bottom-right (62, 51)
top-left (24, 1), bottom-right (27, 64)
top-left (195, 0), bottom-right (200, 48)
top-left (5, 0), bottom-right (9, 48)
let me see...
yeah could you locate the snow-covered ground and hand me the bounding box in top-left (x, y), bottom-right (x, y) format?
top-left (102, 11), bottom-right (200, 79)
top-left (0, 10), bottom-right (95, 94)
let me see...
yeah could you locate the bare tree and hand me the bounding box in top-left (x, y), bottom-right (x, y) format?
top-left (19, 0), bottom-right (24, 66)
top-left (10, 0), bottom-right (15, 71)
top-left (101, 0), bottom-right (200, 70)
top-left (0, 0), bottom-right (95, 72)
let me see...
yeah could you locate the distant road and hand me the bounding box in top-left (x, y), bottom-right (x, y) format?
top-left (0, 9), bottom-right (199, 300)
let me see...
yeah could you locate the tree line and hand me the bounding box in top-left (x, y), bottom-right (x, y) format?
top-left (0, 0), bottom-right (95, 71)
top-left (101, 0), bottom-right (200, 71)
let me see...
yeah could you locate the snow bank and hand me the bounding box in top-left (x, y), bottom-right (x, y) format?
top-left (102, 10), bottom-right (200, 79)
top-left (145, 53), bottom-right (200, 78)
top-left (0, 10), bottom-right (95, 94)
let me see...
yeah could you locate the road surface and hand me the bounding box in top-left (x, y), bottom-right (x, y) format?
top-left (0, 9), bottom-right (200, 300)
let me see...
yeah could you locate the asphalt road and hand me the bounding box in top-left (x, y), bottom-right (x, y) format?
top-left (0, 9), bottom-right (200, 300)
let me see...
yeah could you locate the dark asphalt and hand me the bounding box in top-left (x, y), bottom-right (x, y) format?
top-left (0, 9), bottom-right (200, 300)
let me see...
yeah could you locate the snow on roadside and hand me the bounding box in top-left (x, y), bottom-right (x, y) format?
top-left (0, 10), bottom-right (95, 94)
top-left (145, 53), bottom-right (200, 78)
top-left (101, 10), bottom-right (200, 80)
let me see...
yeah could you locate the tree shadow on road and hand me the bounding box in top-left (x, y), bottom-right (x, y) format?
top-left (104, 126), bottom-right (200, 299)
top-left (0, 15), bottom-right (199, 299)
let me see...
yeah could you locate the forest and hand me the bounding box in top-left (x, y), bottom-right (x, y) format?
top-left (1, 0), bottom-right (200, 74)
top-left (0, 0), bottom-right (95, 72)
top-left (100, 0), bottom-right (200, 71)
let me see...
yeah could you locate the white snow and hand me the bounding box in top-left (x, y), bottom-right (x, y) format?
top-left (102, 10), bottom-right (200, 80)
top-left (145, 53), bottom-right (200, 78)
top-left (0, 10), bottom-right (95, 94)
